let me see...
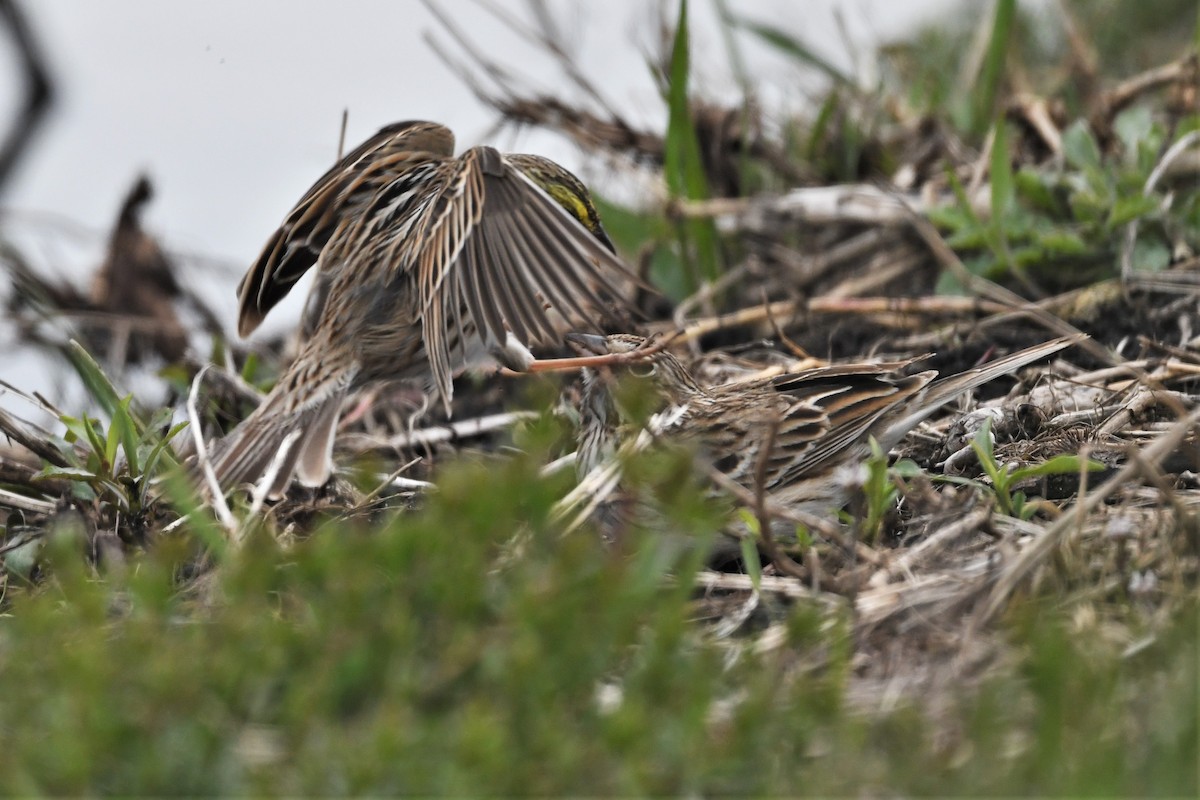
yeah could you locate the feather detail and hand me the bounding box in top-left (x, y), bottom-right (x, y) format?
top-left (220, 120), bottom-right (644, 495)
top-left (573, 334), bottom-right (1081, 518)
top-left (211, 342), bottom-right (356, 498)
top-left (236, 122), bottom-right (455, 337)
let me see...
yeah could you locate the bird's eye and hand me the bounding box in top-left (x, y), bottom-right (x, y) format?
top-left (630, 361), bottom-right (655, 379)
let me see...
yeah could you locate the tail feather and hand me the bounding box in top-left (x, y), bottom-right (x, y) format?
top-left (294, 398), bottom-right (341, 489)
top-left (209, 357), bottom-right (354, 498)
top-left (876, 336), bottom-right (1081, 450)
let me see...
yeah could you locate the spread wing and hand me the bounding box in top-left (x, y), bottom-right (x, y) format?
top-left (236, 120), bottom-right (456, 337)
top-left (410, 146), bottom-right (643, 407)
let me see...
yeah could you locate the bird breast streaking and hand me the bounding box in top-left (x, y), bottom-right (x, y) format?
top-left (212, 120), bottom-right (641, 498)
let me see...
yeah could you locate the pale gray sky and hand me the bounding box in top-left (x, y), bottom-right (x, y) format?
top-left (2, 1), bottom-right (962, 260)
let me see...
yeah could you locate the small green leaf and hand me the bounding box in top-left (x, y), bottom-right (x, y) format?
top-left (1063, 120), bottom-right (1102, 171)
top-left (59, 414), bottom-right (90, 445)
top-left (1015, 167), bottom-right (1060, 215)
top-left (793, 524), bottom-right (813, 549)
top-left (1013, 490), bottom-right (1031, 520)
top-left (104, 413), bottom-right (121, 469)
top-left (1068, 189), bottom-right (1109, 225)
top-left (927, 204), bottom-right (975, 234)
top-left (1131, 238), bottom-right (1171, 272)
top-left (1034, 229), bottom-right (1088, 256)
top-left (969, 418), bottom-right (1002, 484)
top-left (944, 227), bottom-right (991, 250)
top-left (1179, 113), bottom-right (1200, 137)
top-left (63, 340), bottom-right (125, 421)
top-left (739, 536), bottom-right (762, 591)
top-left (112, 396), bottom-right (141, 476)
top-left (142, 421), bottom-right (189, 480)
top-left (1108, 194), bottom-right (1156, 227)
top-left (1009, 455), bottom-right (1105, 484)
top-left (240, 351), bottom-right (261, 384)
top-left (1113, 106), bottom-right (1154, 163)
top-left (1108, 193), bottom-right (1159, 227)
top-left (944, 168), bottom-right (993, 256)
top-left (81, 417), bottom-right (108, 469)
top-left (34, 466), bottom-right (100, 482)
top-left (931, 473), bottom-right (986, 489)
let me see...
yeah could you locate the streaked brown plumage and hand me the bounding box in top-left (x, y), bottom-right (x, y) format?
top-left (212, 120), bottom-right (639, 497)
top-left (569, 333), bottom-right (1078, 519)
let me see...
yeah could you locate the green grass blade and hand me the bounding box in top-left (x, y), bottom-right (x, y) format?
top-left (969, 0), bottom-right (1015, 137)
top-left (969, 418), bottom-right (1003, 485)
top-left (663, 0), bottom-right (721, 293)
top-left (142, 421), bottom-right (189, 478)
top-left (63, 340), bottom-right (122, 419)
top-left (62, 340), bottom-right (144, 437)
top-left (81, 416), bottom-right (109, 471)
top-left (1009, 455), bottom-right (1106, 484)
top-left (740, 534), bottom-right (762, 592)
top-left (113, 396), bottom-right (141, 476)
top-left (731, 13), bottom-right (851, 86)
top-left (991, 119), bottom-right (1014, 219)
top-left (104, 413), bottom-right (121, 469)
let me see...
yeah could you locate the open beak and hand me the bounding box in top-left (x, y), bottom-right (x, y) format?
top-left (565, 332), bottom-right (608, 356)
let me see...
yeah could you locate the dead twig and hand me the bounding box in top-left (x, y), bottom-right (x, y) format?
top-left (0, 0), bottom-right (54, 196)
top-left (867, 499), bottom-right (994, 588)
top-left (0, 486), bottom-right (55, 515)
top-left (1091, 52), bottom-right (1199, 128)
top-left (750, 419), bottom-right (807, 580)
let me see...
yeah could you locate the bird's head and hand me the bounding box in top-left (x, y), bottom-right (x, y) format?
top-left (566, 333), bottom-right (702, 406)
top-left (507, 154), bottom-right (616, 253)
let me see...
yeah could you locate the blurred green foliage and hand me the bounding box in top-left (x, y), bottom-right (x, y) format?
top-left (1, 439), bottom-right (1194, 794)
top-left (931, 109), bottom-right (1196, 291)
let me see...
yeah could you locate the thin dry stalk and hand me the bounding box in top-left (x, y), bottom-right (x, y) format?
top-left (749, 419), bottom-right (807, 580)
top-left (187, 366), bottom-right (236, 535)
top-left (973, 403), bottom-right (1200, 626)
top-left (867, 499), bottom-right (994, 588)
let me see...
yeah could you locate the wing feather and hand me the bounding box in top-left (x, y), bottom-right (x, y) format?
top-left (237, 121), bottom-right (455, 337)
top-left (410, 145), bottom-right (641, 403)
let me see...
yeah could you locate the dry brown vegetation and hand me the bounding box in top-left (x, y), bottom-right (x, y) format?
top-left (0, 0), bottom-right (1196, 794)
